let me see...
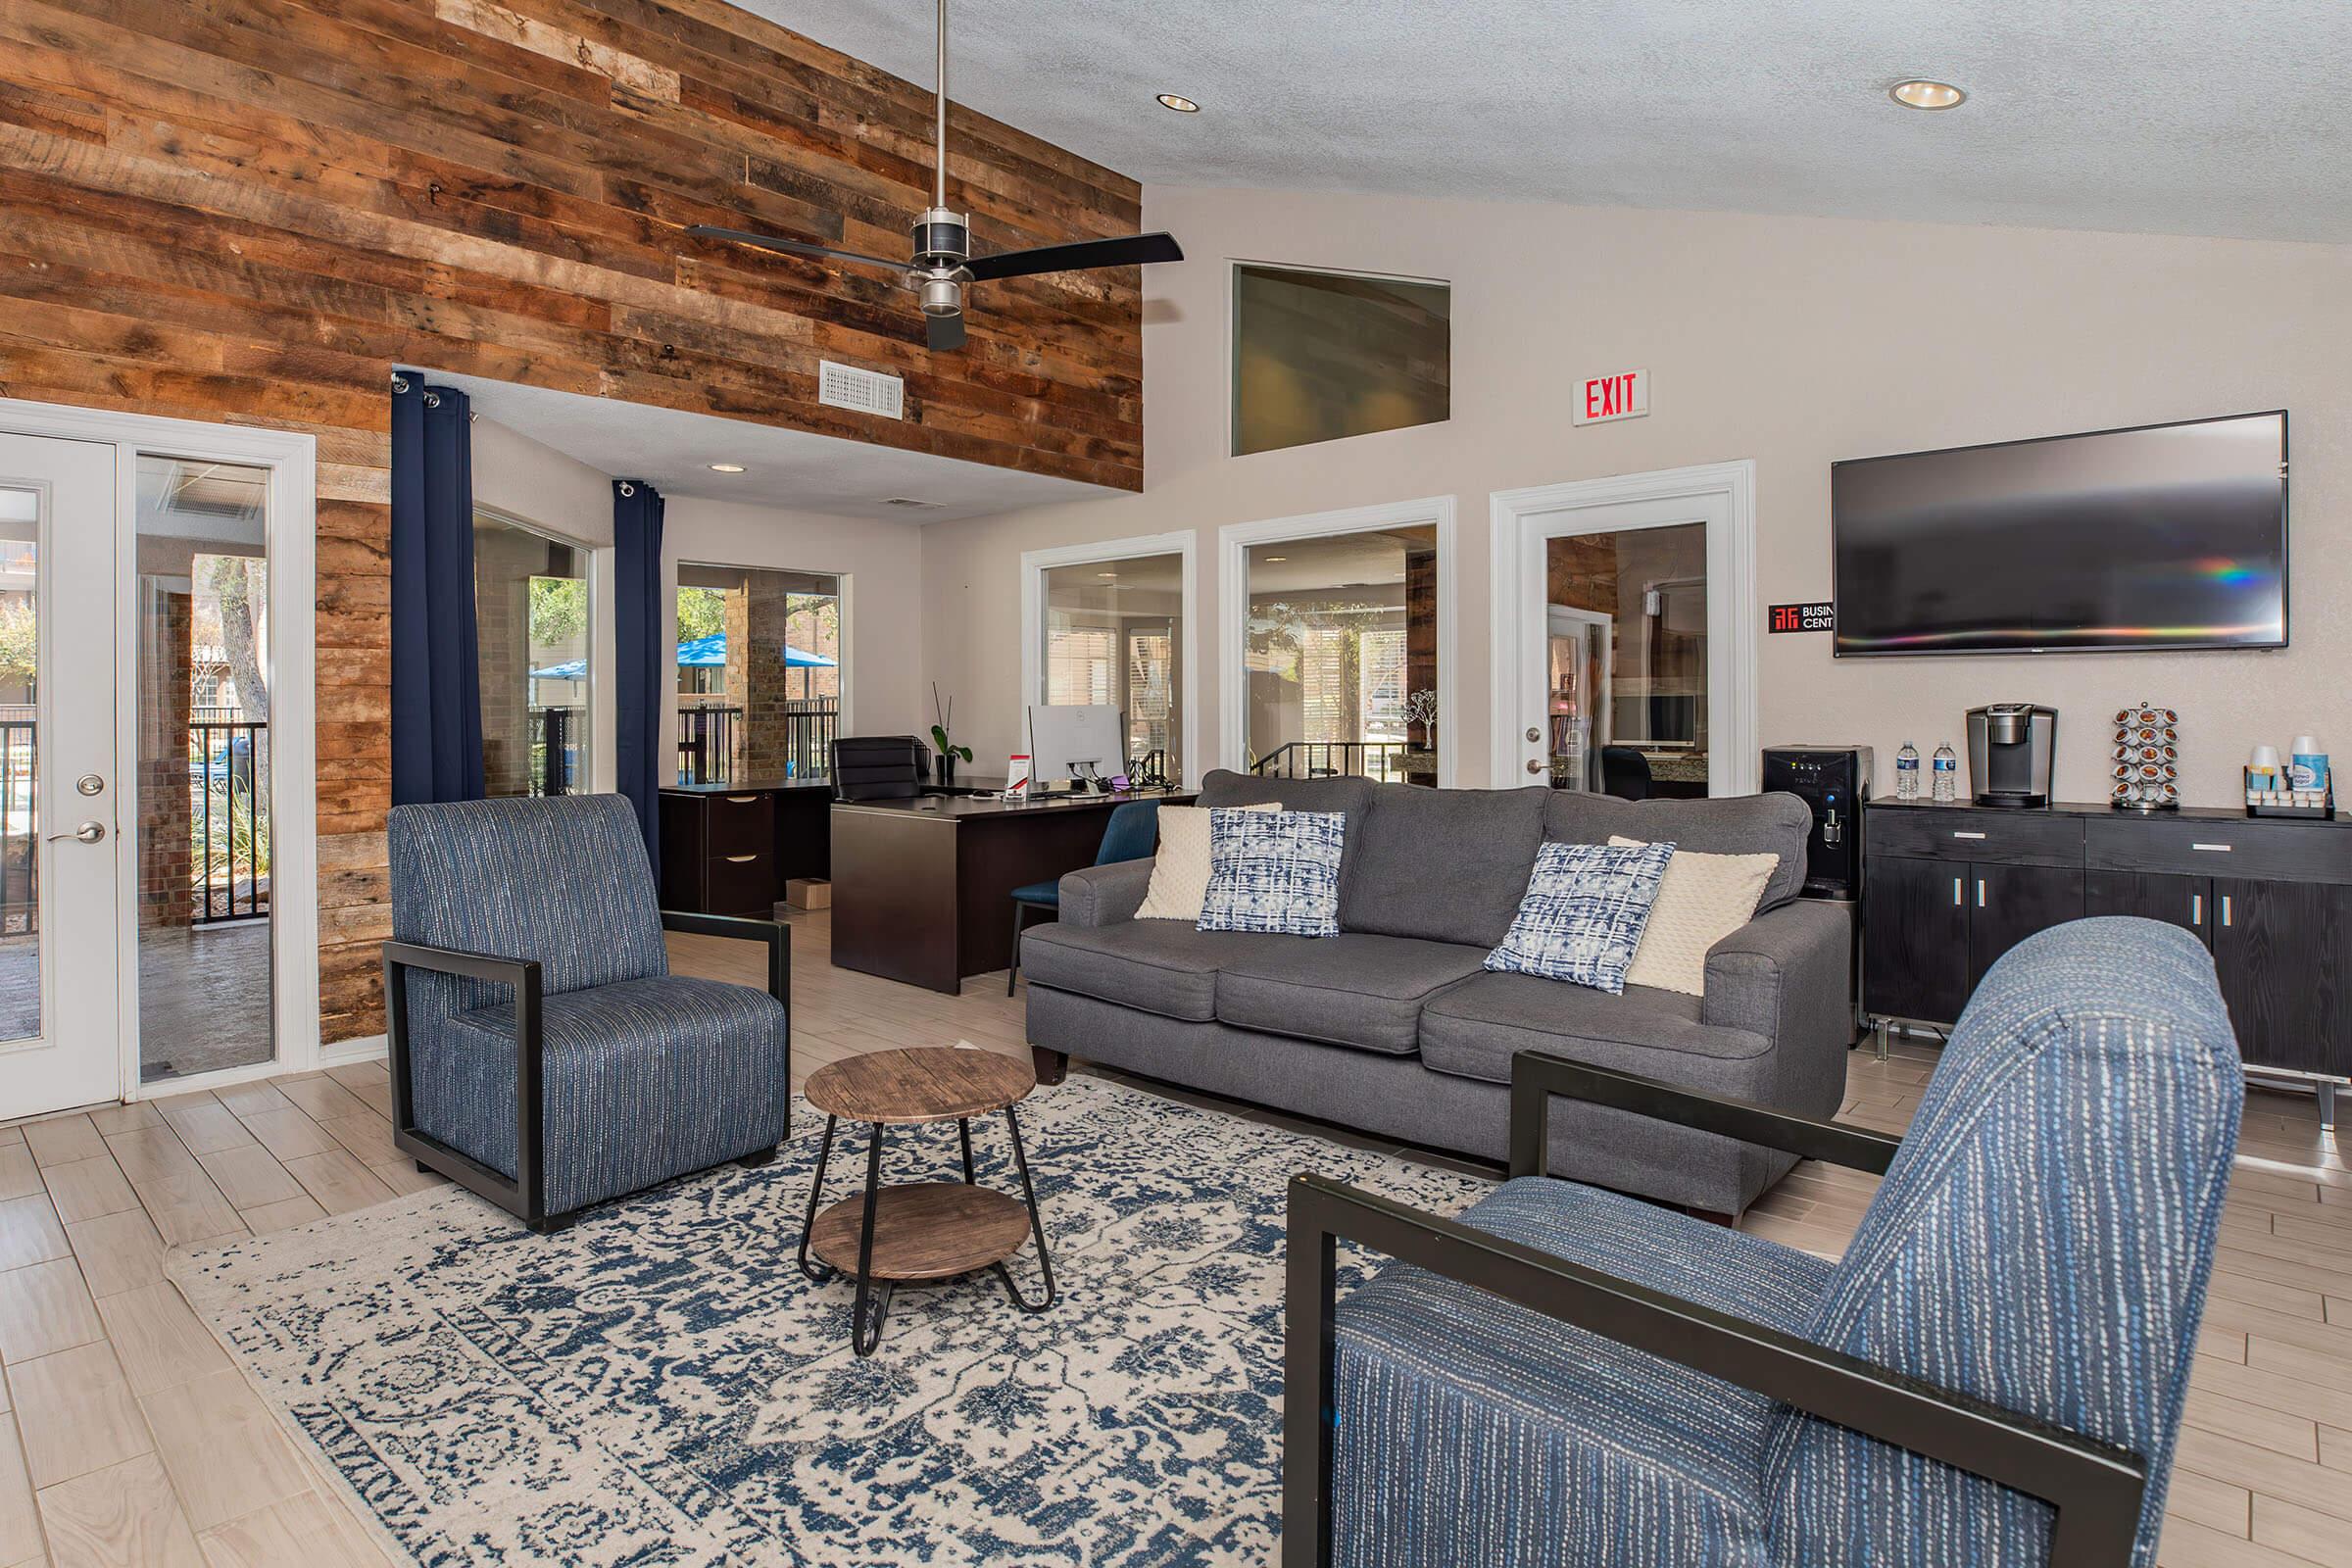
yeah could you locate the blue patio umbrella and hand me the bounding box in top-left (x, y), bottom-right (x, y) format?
top-left (531, 633), bottom-right (836, 682)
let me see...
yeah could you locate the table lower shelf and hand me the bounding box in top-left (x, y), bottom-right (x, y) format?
top-left (808, 1181), bottom-right (1033, 1281)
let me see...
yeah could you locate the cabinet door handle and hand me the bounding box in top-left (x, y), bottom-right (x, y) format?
top-left (1952, 876), bottom-right (1964, 906)
top-left (1951, 830), bottom-right (1987, 840)
top-left (2191, 893), bottom-right (2202, 924)
top-left (2221, 895), bottom-right (2231, 928)
top-left (723, 854), bottom-right (759, 863)
top-left (2191, 842), bottom-right (2231, 853)
top-left (1977, 878), bottom-right (1986, 907)
top-left (726, 795), bottom-right (760, 804)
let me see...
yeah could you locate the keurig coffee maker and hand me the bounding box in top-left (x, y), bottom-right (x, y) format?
top-left (1966, 704), bottom-right (2057, 808)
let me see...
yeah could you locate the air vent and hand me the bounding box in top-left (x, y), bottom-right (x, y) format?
top-left (817, 360), bottom-right (905, 419)
top-left (881, 497), bottom-right (944, 510)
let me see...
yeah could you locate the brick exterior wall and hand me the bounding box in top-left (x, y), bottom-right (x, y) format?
top-left (138, 585), bottom-right (193, 930)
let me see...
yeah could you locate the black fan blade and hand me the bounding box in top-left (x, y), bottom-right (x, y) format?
top-left (926, 312), bottom-right (967, 352)
top-left (963, 231), bottom-right (1183, 281)
top-left (687, 224), bottom-right (906, 273)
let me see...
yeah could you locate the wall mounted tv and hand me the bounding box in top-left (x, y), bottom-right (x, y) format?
top-left (1832, 411), bottom-right (2287, 657)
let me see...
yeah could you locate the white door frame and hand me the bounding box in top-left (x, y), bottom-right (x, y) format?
top-left (1019, 531), bottom-right (1200, 786)
top-left (1490, 462), bottom-right (1758, 795)
top-left (1218, 496), bottom-right (1458, 785)
top-left (0, 397), bottom-right (320, 1100)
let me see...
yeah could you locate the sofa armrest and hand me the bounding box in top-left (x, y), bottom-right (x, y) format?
top-left (1702, 897), bottom-right (1851, 1044)
top-left (1057, 858), bottom-right (1156, 927)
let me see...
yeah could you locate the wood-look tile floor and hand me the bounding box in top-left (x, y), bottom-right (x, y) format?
top-left (0, 906), bottom-right (2337, 1566)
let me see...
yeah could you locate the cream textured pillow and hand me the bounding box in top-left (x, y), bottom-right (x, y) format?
top-left (1607, 834), bottom-right (1778, 997)
top-left (1134, 802), bottom-right (1280, 920)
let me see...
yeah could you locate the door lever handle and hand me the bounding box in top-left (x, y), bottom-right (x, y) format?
top-left (46, 821), bottom-right (106, 844)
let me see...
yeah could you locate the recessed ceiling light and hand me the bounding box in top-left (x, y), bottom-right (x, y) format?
top-left (1097, 571), bottom-right (1119, 579)
top-left (1889, 79), bottom-right (1966, 111)
top-left (1156, 93), bottom-right (1200, 114)
top-left (708, 462), bottom-right (747, 473)
top-left (1265, 556), bottom-right (1288, 563)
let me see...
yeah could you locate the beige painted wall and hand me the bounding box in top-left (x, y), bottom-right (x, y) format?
top-left (662, 495), bottom-right (929, 764)
top-left (921, 183), bottom-right (2350, 804)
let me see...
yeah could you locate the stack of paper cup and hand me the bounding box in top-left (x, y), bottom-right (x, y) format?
top-left (2248, 745), bottom-right (2282, 790)
top-left (2291, 737), bottom-right (2329, 794)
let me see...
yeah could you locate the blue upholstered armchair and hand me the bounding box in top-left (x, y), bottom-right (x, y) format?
top-left (1288, 917), bottom-right (2241, 1567)
top-left (383, 795), bottom-right (792, 1231)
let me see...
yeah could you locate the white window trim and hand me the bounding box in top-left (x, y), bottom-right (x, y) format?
top-left (1488, 462), bottom-right (1759, 797)
top-left (0, 395), bottom-right (323, 1094)
top-left (1020, 531), bottom-right (1200, 787)
top-left (1217, 496), bottom-right (1458, 786)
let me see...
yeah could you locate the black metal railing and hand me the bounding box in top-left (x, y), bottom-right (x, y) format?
top-left (190, 718), bottom-right (268, 923)
top-left (677, 699), bottom-right (838, 785)
top-left (0, 717), bottom-right (33, 938)
top-left (1251, 740), bottom-right (1412, 781)
top-left (528, 706), bottom-right (585, 798)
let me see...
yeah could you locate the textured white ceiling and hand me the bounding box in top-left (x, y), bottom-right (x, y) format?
top-left (431, 372), bottom-right (1123, 521)
top-left (752, 0), bottom-right (2352, 243)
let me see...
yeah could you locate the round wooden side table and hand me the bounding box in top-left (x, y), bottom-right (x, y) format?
top-left (798, 1045), bottom-right (1055, 1356)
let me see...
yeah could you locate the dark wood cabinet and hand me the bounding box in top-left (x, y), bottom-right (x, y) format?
top-left (1866, 800), bottom-right (2352, 1095)
top-left (1862, 855), bottom-right (1971, 1028)
top-left (2211, 878), bottom-right (2352, 1078)
top-left (659, 783), bottom-right (833, 916)
top-left (1966, 863), bottom-right (2085, 986)
top-left (2082, 869), bottom-right (2209, 941)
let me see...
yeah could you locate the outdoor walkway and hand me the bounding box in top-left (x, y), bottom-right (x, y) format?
top-left (0, 924), bottom-right (274, 1081)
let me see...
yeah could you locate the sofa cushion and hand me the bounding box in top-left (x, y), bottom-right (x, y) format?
top-left (1018, 920), bottom-right (1262, 1022)
top-left (1134, 802), bottom-right (1280, 920)
top-left (1544, 791), bottom-right (1813, 911)
top-left (1419, 970), bottom-right (1769, 1087)
top-left (1198, 808), bottom-right (1347, 937)
top-left (1215, 934), bottom-right (1488, 1054)
top-left (1483, 839), bottom-right (1677, 994)
top-left (1339, 782), bottom-right (1551, 948)
top-left (1331, 1176), bottom-right (1831, 1568)
top-left (1198, 769), bottom-right (1375, 896)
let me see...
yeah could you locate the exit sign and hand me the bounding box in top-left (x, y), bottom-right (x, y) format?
top-left (1573, 368), bottom-right (1648, 425)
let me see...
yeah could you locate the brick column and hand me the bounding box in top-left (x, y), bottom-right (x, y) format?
top-left (138, 584), bottom-right (194, 929)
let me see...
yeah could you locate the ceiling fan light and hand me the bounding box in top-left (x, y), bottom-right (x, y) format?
top-left (1890, 79), bottom-right (1966, 110)
top-left (1156, 93), bottom-right (1200, 114)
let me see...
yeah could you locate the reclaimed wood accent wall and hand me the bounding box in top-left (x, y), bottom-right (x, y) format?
top-left (0, 0), bottom-right (1146, 1040)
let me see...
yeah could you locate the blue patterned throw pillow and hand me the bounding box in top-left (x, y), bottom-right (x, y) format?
top-left (1197, 808), bottom-right (1347, 937)
top-left (1485, 839), bottom-right (1678, 993)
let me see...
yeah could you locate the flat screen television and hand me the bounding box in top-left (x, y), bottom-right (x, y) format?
top-left (1832, 411), bottom-right (2288, 657)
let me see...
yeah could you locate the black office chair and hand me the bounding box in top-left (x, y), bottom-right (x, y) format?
top-left (1599, 746), bottom-right (1652, 802)
top-left (831, 736), bottom-right (929, 801)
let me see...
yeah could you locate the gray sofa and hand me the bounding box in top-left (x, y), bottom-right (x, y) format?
top-left (1021, 770), bottom-right (1852, 1216)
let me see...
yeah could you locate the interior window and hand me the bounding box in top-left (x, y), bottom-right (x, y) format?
top-left (1231, 263), bottom-right (1451, 456)
top-left (473, 511), bottom-right (592, 799)
top-left (1038, 554), bottom-right (1184, 781)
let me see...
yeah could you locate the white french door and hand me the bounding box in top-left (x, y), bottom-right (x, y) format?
top-left (0, 432), bottom-right (123, 1118)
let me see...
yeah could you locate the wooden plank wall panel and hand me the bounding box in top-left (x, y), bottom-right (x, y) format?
top-left (0, 0), bottom-right (1146, 1039)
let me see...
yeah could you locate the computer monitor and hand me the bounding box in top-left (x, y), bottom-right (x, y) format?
top-left (1026, 704), bottom-right (1125, 786)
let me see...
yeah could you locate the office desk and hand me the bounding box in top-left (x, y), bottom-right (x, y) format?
top-left (830, 788), bottom-right (1195, 993)
top-left (658, 779), bottom-right (833, 915)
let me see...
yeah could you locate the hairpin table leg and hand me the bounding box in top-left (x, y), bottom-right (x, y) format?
top-left (851, 1121), bottom-right (893, 1356)
top-left (992, 1102), bottom-right (1056, 1313)
top-left (795, 1113), bottom-right (839, 1284)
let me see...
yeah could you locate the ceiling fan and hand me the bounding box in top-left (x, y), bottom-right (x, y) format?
top-left (688, 0), bottom-right (1183, 352)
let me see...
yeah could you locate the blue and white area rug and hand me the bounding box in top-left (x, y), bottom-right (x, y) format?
top-left (168, 1072), bottom-right (1492, 1566)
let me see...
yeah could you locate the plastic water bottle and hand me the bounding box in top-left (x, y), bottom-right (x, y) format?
top-left (1895, 741), bottom-right (1920, 801)
top-left (1932, 741), bottom-right (1959, 803)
